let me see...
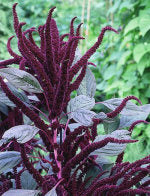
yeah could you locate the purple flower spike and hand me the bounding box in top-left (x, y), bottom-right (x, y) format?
top-left (7, 36), bottom-right (21, 59)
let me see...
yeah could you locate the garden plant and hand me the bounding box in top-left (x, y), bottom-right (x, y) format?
top-left (0, 3), bottom-right (149, 196)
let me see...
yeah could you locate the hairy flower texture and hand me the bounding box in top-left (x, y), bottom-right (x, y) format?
top-left (128, 120), bottom-right (149, 132)
top-left (1, 4), bottom-right (150, 195)
top-left (13, 167), bottom-right (21, 189)
top-left (7, 36), bottom-right (21, 59)
top-left (0, 180), bottom-right (12, 195)
top-left (0, 4), bottom-right (118, 119)
top-left (83, 155), bottom-right (150, 196)
top-left (107, 95), bottom-right (142, 118)
top-left (20, 144), bottom-right (44, 186)
top-left (38, 25), bottom-right (45, 53)
top-left (62, 137), bottom-right (137, 179)
top-left (19, 58), bottom-right (26, 70)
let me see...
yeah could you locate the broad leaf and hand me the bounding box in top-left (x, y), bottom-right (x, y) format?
top-left (124, 17), bottom-right (138, 35)
top-left (45, 186), bottom-right (57, 196)
top-left (0, 68), bottom-right (43, 93)
top-left (77, 67), bottom-right (96, 98)
top-left (2, 189), bottom-right (40, 196)
top-left (92, 130), bottom-right (131, 157)
top-left (67, 95), bottom-right (95, 119)
top-left (21, 170), bottom-right (37, 190)
top-left (71, 109), bottom-right (96, 126)
top-left (2, 125), bottom-right (40, 144)
top-left (0, 151), bottom-right (21, 174)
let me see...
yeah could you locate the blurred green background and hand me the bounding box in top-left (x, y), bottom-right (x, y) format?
top-left (0, 0), bottom-right (150, 162)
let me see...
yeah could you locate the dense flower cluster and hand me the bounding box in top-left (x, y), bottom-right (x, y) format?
top-left (0, 3), bottom-right (149, 196)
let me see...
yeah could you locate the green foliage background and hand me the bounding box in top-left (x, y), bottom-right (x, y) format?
top-left (0, 0), bottom-right (150, 162)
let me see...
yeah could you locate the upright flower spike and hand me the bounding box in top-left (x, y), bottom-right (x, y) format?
top-left (69, 17), bottom-right (77, 37)
top-left (38, 25), bottom-right (45, 53)
top-left (52, 36), bottom-right (84, 118)
top-left (28, 30), bottom-right (37, 46)
top-left (17, 23), bottom-right (54, 108)
top-left (76, 23), bottom-right (83, 36)
top-left (45, 7), bottom-right (57, 85)
top-left (12, 3), bottom-right (19, 35)
top-left (50, 19), bottom-right (60, 67)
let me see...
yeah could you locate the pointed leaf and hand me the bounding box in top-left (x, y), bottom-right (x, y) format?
top-left (67, 95), bottom-right (95, 119)
top-left (2, 125), bottom-right (40, 144)
top-left (0, 151), bottom-right (21, 174)
top-left (77, 67), bottom-right (96, 98)
top-left (2, 189), bottom-right (40, 196)
top-left (0, 68), bottom-right (43, 93)
top-left (71, 109), bottom-right (96, 126)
